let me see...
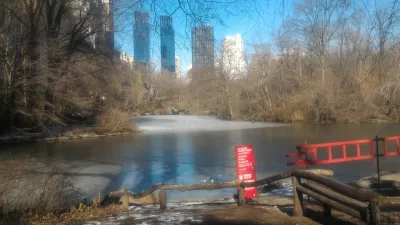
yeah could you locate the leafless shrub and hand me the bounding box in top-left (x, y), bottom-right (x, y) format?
top-left (0, 160), bottom-right (81, 214)
top-left (95, 108), bottom-right (133, 134)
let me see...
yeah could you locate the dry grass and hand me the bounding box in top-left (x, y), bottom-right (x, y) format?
top-left (95, 108), bottom-right (133, 134)
top-left (0, 160), bottom-right (126, 225)
top-left (0, 203), bottom-right (126, 225)
top-left (28, 203), bottom-right (126, 225)
top-left (0, 159), bottom-right (80, 214)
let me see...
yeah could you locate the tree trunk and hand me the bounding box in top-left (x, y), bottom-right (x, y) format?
top-left (26, 27), bottom-right (41, 126)
top-left (223, 76), bottom-right (233, 119)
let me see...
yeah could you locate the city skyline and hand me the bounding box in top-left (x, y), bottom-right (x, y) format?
top-left (131, 16), bottom-right (249, 75)
top-left (76, 0), bottom-right (115, 56)
top-left (175, 56), bottom-right (181, 78)
top-left (114, 1), bottom-right (294, 75)
top-left (160, 16), bottom-right (175, 73)
top-left (192, 25), bottom-right (214, 69)
top-left (132, 11), bottom-right (218, 74)
top-left (134, 11), bottom-right (150, 67)
top-left (223, 34), bottom-right (245, 79)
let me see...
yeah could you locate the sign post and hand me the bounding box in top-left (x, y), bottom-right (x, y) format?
top-left (235, 145), bottom-right (257, 199)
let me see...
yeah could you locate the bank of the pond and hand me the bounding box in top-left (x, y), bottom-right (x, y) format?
top-left (1, 115), bottom-right (399, 217)
top-left (1, 113), bottom-right (398, 145)
top-left (10, 195), bottom-right (362, 225)
top-left (0, 128), bottom-right (139, 144)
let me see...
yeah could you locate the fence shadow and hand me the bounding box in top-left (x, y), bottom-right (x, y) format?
top-left (303, 207), bottom-right (359, 225)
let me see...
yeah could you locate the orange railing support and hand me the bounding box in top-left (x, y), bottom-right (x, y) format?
top-left (382, 136), bottom-right (400, 156)
top-left (286, 136), bottom-right (400, 167)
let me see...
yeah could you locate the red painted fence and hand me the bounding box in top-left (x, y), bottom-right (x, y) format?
top-left (286, 136), bottom-right (400, 167)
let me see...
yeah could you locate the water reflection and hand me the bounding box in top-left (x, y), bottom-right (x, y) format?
top-left (175, 132), bottom-right (195, 185)
top-left (0, 120), bottom-right (399, 199)
top-left (161, 134), bottom-right (178, 185)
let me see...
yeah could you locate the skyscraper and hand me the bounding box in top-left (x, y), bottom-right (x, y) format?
top-left (92, 0), bottom-right (114, 55)
top-left (134, 11), bottom-right (150, 67)
top-left (223, 34), bottom-right (245, 78)
top-left (192, 25), bottom-right (214, 68)
top-left (175, 56), bottom-right (181, 78)
top-left (160, 16), bottom-right (175, 73)
top-left (101, 0), bottom-right (114, 50)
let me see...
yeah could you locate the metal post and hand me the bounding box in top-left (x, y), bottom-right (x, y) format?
top-left (304, 140), bottom-right (310, 202)
top-left (375, 135), bottom-right (381, 193)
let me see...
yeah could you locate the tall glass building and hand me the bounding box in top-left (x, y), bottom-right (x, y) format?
top-left (134, 11), bottom-right (150, 67)
top-left (160, 16), bottom-right (175, 73)
top-left (192, 25), bottom-right (214, 68)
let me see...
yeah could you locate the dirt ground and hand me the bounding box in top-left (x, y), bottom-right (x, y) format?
top-left (79, 195), bottom-right (363, 225)
top-left (0, 195), bottom-right (366, 225)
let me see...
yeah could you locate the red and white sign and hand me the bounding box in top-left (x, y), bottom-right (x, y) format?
top-left (235, 144), bottom-right (257, 199)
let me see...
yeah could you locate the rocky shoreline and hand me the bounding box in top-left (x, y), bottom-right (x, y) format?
top-left (0, 128), bottom-right (140, 144)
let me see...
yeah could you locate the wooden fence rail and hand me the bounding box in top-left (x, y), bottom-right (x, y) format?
top-left (107, 169), bottom-right (400, 225)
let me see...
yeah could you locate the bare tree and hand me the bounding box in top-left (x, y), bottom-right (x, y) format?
top-left (292, 0), bottom-right (352, 86)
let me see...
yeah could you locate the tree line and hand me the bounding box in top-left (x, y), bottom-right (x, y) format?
top-left (0, 0), bottom-right (255, 134)
top-left (1, 0), bottom-right (399, 136)
top-left (0, 0), bottom-right (148, 134)
top-left (180, 0), bottom-right (400, 123)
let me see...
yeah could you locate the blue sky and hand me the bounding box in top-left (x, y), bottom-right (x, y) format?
top-left (113, 0), bottom-right (296, 73)
top-left (112, 0), bottom-right (390, 73)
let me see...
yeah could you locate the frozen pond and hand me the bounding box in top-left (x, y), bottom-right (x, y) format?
top-left (1, 116), bottom-right (400, 200)
top-left (135, 115), bottom-right (286, 133)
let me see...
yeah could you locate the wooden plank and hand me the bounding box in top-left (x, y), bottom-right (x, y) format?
top-left (107, 169), bottom-right (335, 206)
top-left (164, 180), bottom-right (240, 191)
top-left (368, 203), bottom-right (379, 225)
top-left (292, 170), bottom-right (382, 203)
top-left (159, 188), bottom-right (167, 210)
top-left (238, 187), bottom-right (245, 206)
top-left (302, 182), bottom-right (368, 211)
top-left (245, 171), bottom-right (292, 187)
top-left (244, 169), bottom-right (333, 188)
top-left (122, 189), bottom-right (129, 209)
top-left (292, 176), bottom-right (303, 217)
top-left (379, 196), bottom-right (400, 207)
top-left (323, 204), bottom-right (331, 217)
top-left (108, 183), bottom-right (164, 199)
top-left (297, 185), bottom-right (362, 220)
top-left (307, 169), bottom-right (334, 177)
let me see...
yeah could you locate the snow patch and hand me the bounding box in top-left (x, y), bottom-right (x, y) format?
top-left (83, 201), bottom-right (236, 224)
top-left (259, 180), bottom-right (294, 197)
top-left (135, 115), bottom-right (287, 133)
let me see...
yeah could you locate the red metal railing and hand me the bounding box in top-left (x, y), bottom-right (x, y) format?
top-left (383, 136), bottom-right (400, 156)
top-left (286, 136), bottom-right (400, 167)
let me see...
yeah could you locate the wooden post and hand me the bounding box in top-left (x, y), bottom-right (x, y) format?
top-left (323, 204), bottom-right (331, 217)
top-left (238, 186), bottom-right (246, 206)
top-left (122, 189), bottom-right (129, 209)
top-left (291, 176), bottom-right (303, 217)
top-left (159, 188), bottom-right (167, 210)
top-left (368, 202), bottom-right (380, 225)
